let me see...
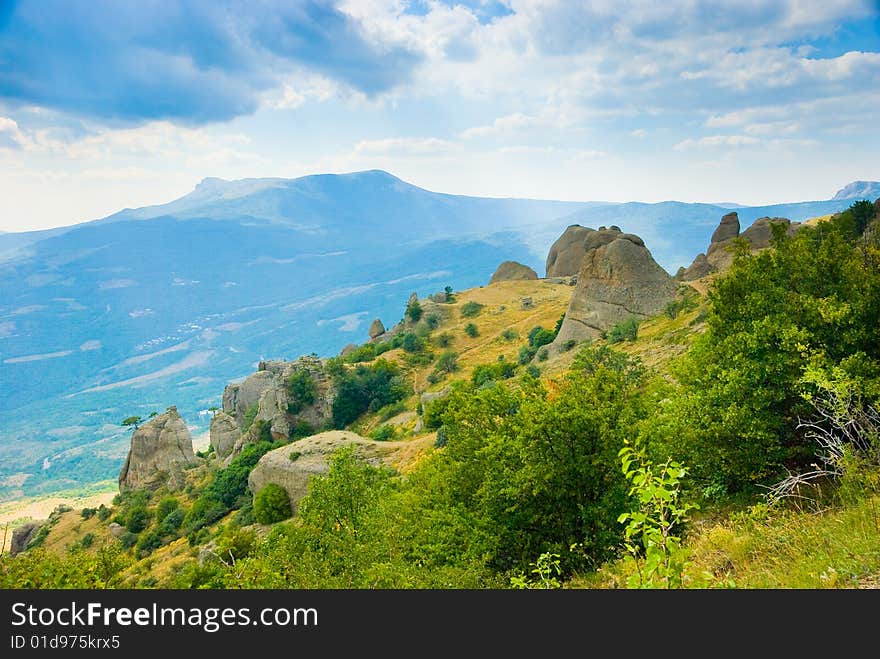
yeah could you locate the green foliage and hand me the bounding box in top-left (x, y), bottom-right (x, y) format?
top-left (525, 364), bottom-right (541, 379)
top-left (121, 415), bottom-right (142, 431)
top-left (77, 532), bottom-right (95, 549)
top-left (561, 339), bottom-right (577, 352)
top-left (401, 332), bottom-right (425, 353)
top-left (501, 328), bottom-right (518, 341)
top-left (471, 361), bottom-right (516, 387)
top-left (652, 212), bottom-right (880, 494)
top-left (435, 332), bottom-right (454, 348)
top-left (528, 326), bottom-right (556, 349)
top-left (664, 294), bottom-right (699, 319)
top-left (157, 508), bottom-right (185, 535)
top-left (241, 404), bottom-right (259, 432)
top-left (537, 348), bottom-right (549, 361)
top-left (125, 506), bottom-right (152, 534)
top-left (618, 441), bottom-right (698, 588)
top-left (424, 313), bottom-right (441, 330)
top-left (518, 345), bottom-right (536, 365)
top-left (285, 370), bottom-right (317, 414)
top-left (460, 301), bottom-right (484, 318)
top-left (80, 507), bottom-right (96, 519)
top-left (370, 425), bottom-right (397, 441)
top-left (377, 400), bottom-right (406, 421)
top-left (510, 551), bottom-right (562, 589)
top-left (607, 318), bottom-right (639, 343)
top-left (289, 451), bottom-right (302, 462)
top-left (330, 359), bottom-right (411, 428)
top-left (405, 298), bottom-right (423, 323)
top-left (463, 322), bottom-right (479, 338)
top-left (155, 497), bottom-right (179, 523)
top-left (435, 345), bottom-right (644, 574)
top-left (254, 483), bottom-right (293, 525)
top-left (0, 545), bottom-right (131, 588)
top-left (97, 504), bottom-right (111, 521)
top-left (434, 351), bottom-right (459, 374)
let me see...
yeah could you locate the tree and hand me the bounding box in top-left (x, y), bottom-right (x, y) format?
top-left (254, 484), bottom-right (293, 525)
top-left (121, 416), bottom-right (143, 432)
top-left (405, 298), bottom-right (423, 323)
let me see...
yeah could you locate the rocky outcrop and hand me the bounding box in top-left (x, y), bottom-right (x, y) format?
top-left (368, 318), bottom-right (386, 339)
top-left (552, 227), bottom-right (676, 348)
top-left (248, 431), bottom-right (397, 515)
top-left (679, 212), bottom-right (799, 280)
top-left (221, 356), bottom-right (335, 463)
top-left (10, 521), bottom-right (44, 556)
top-left (489, 261), bottom-right (538, 284)
top-left (209, 411), bottom-right (239, 460)
top-left (118, 406), bottom-right (196, 492)
top-left (545, 225), bottom-right (595, 277)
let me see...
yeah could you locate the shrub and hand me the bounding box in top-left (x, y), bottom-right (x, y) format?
top-left (78, 533), bottom-right (95, 549)
top-left (157, 508), bottom-right (185, 535)
top-left (80, 507), bottom-right (96, 519)
top-left (125, 506), bottom-right (152, 534)
top-left (501, 328), bottom-right (519, 341)
top-left (435, 351), bottom-right (459, 374)
top-left (241, 404), bottom-right (259, 432)
top-left (406, 298), bottom-right (423, 323)
top-left (285, 370), bottom-right (317, 414)
top-left (135, 528), bottom-right (164, 557)
top-left (472, 361), bottom-right (517, 387)
top-left (254, 484), bottom-right (293, 525)
top-left (518, 345), bottom-right (537, 365)
top-left (97, 505), bottom-right (111, 521)
top-left (607, 318), bottom-right (639, 343)
top-left (525, 364), bottom-right (541, 379)
top-left (289, 451), bottom-right (302, 462)
top-left (460, 301), bottom-right (484, 317)
top-left (155, 497), bottom-right (179, 523)
top-left (528, 326), bottom-right (556, 349)
top-left (118, 531), bottom-right (138, 549)
top-left (435, 332), bottom-right (454, 348)
top-left (331, 359), bottom-right (410, 428)
top-left (537, 348), bottom-right (549, 361)
top-left (561, 339), bottom-right (577, 352)
top-left (401, 332), bottom-right (425, 353)
top-left (425, 313), bottom-right (441, 329)
top-left (464, 323), bottom-right (479, 338)
top-left (371, 425), bottom-right (396, 441)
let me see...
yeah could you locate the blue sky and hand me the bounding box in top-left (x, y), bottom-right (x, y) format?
top-left (1, 0), bottom-right (878, 231)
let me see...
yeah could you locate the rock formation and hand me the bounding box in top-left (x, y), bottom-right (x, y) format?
top-left (489, 260), bottom-right (538, 284)
top-left (209, 411), bottom-right (239, 460)
top-left (9, 521), bottom-right (44, 556)
top-left (551, 227), bottom-right (676, 348)
top-left (678, 212), bottom-right (799, 280)
top-left (368, 318), bottom-right (386, 339)
top-left (545, 224), bottom-right (595, 277)
top-left (248, 431), bottom-right (397, 515)
top-left (220, 356), bottom-right (335, 463)
top-left (118, 406), bottom-right (196, 492)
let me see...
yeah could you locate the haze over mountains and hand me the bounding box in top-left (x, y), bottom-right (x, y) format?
top-left (0, 170), bottom-right (873, 498)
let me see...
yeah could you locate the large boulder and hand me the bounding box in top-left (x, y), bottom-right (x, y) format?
top-left (679, 212), bottom-right (799, 280)
top-left (489, 261), bottom-right (538, 284)
top-left (545, 224), bottom-right (595, 277)
top-left (221, 356), bottom-right (336, 463)
top-left (209, 411), bottom-right (239, 460)
top-left (552, 227), bottom-right (676, 348)
top-left (118, 406), bottom-right (196, 492)
top-left (248, 431), bottom-right (397, 515)
top-left (368, 318), bottom-right (386, 339)
top-left (9, 521), bottom-right (44, 556)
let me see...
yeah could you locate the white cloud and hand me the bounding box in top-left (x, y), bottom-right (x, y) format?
top-left (4, 350), bottom-right (73, 364)
top-left (355, 137), bottom-right (463, 156)
top-left (79, 340), bottom-right (102, 351)
top-left (461, 113), bottom-right (543, 139)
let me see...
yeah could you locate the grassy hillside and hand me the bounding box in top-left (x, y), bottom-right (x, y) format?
top-left (3, 201), bottom-right (878, 589)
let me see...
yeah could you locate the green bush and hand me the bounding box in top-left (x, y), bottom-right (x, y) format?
top-left (285, 370), bottom-right (317, 414)
top-left (464, 323), bottom-right (479, 338)
top-left (157, 508), bottom-right (185, 535)
top-left (435, 332), bottom-right (454, 348)
top-left (254, 484), bottom-right (293, 525)
top-left (472, 361), bottom-right (517, 387)
top-left (406, 298), bottom-right (423, 323)
top-left (125, 506), bottom-right (152, 534)
top-left (460, 301), bottom-right (484, 317)
top-left (331, 359), bottom-right (410, 428)
top-left (501, 328), bottom-right (519, 341)
top-left (528, 326), bottom-right (556, 349)
top-left (607, 318), bottom-right (639, 344)
top-left (80, 508), bottom-right (96, 519)
top-left (241, 404), bottom-right (259, 432)
top-left (119, 531), bottom-right (138, 549)
top-left (97, 505), bottom-right (111, 521)
top-left (371, 425), bottom-right (396, 441)
top-left (78, 533), bottom-right (95, 549)
top-left (518, 345), bottom-right (537, 365)
top-left (435, 351), bottom-right (459, 374)
top-left (155, 497), bottom-right (179, 523)
top-left (401, 332), bottom-right (425, 353)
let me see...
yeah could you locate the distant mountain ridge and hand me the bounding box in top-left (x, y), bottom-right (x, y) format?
top-left (832, 181), bottom-right (880, 201)
top-left (0, 170), bottom-right (875, 499)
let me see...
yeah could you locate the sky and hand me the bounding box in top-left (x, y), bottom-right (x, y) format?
top-left (1, 0), bottom-right (879, 233)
